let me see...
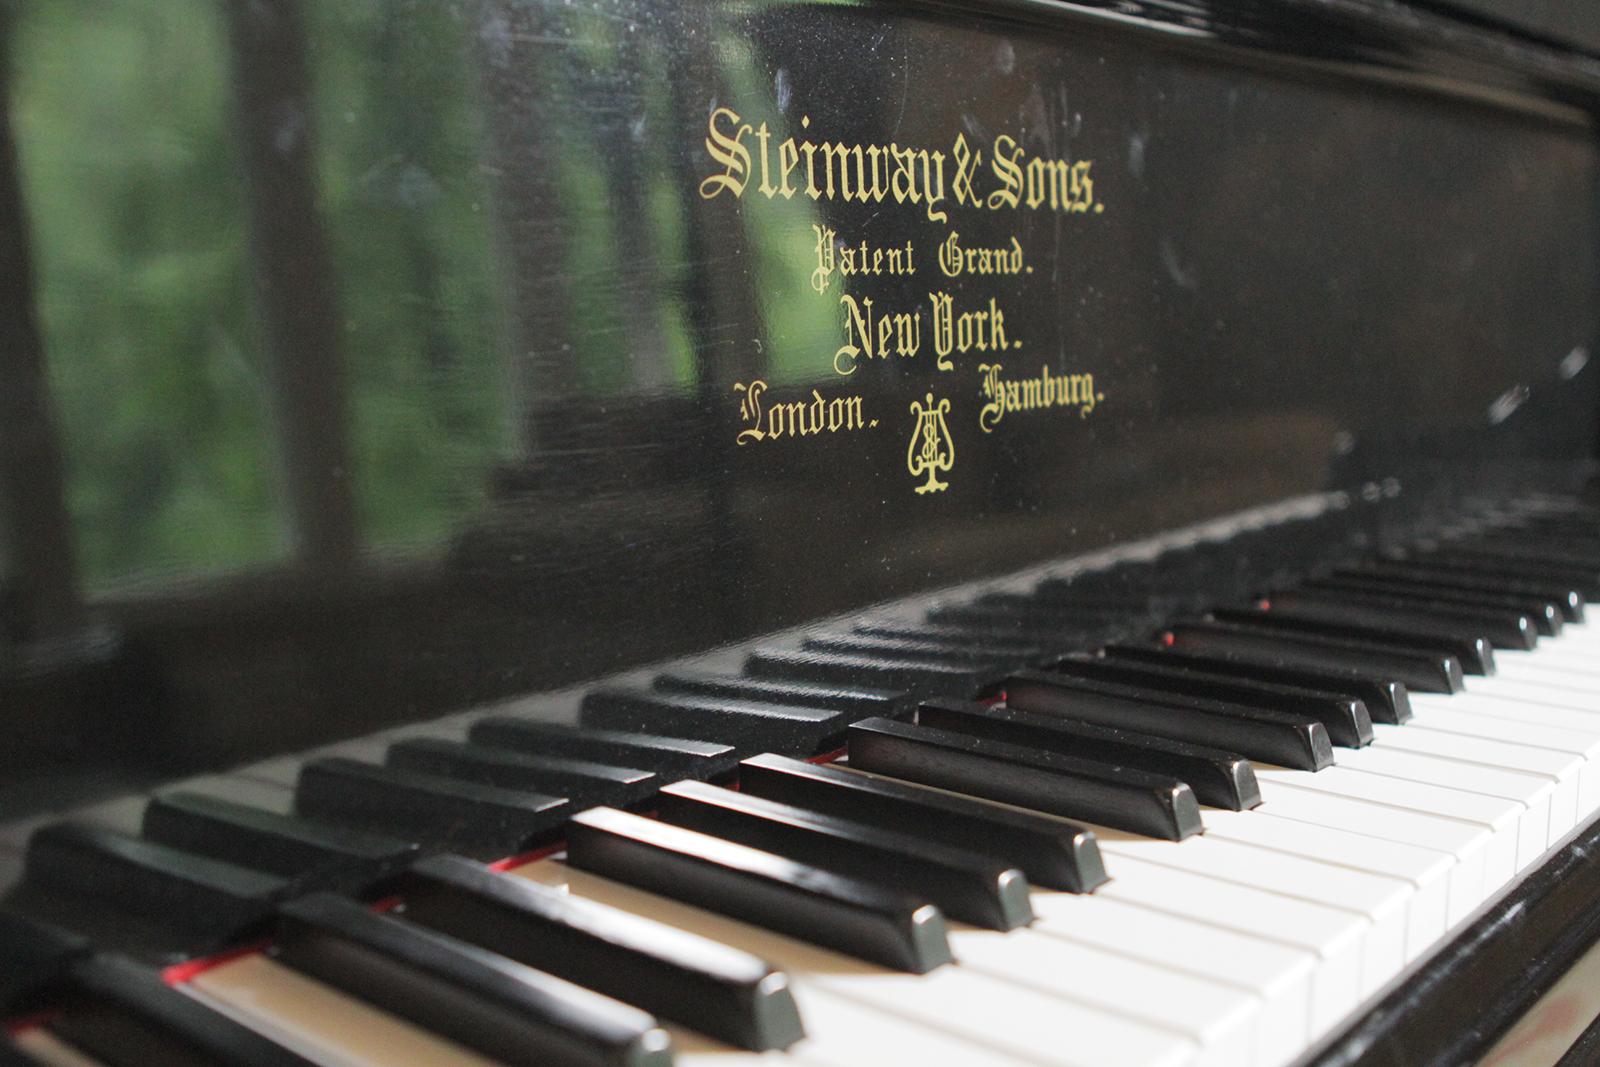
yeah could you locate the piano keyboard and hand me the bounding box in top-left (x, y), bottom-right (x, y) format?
top-left (6, 497), bottom-right (1600, 1067)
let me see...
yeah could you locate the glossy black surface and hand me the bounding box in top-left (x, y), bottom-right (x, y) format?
top-left (1104, 643), bottom-right (1416, 722)
top-left (579, 688), bottom-right (847, 756)
top-left (1049, 653), bottom-right (1376, 747)
top-left (0, 913), bottom-right (86, 1015)
top-left (846, 715), bottom-right (1204, 839)
top-left (917, 697), bottom-right (1262, 810)
top-left (276, 893), bottom-right (673, 1067)
top-left (737, 753), bottom-right (1107, 892)
top-left (1259, 588), bottom-right (1537, 650)
top-left (142, 791), bottom-right (418, 891)
top-left (393, 855), bottom-right (805, 1052)
top-left (385, 739), bottom-right (660, 811)
top-left (293, 757), bottom-right (570, 860)
top-left (1, 0), bottom-right (1596, 796)
top-left (1003, 667), bottom-right (1337, 768)
top-left (564, 806), bottom-right (952, 973)
top-left (22, 823), bottom-right (285, 949)
top-left (48, 954), bottom-right (317, 1067)
top-left (1163, 622), bottom-right (1466, 694)
top-left (467, 719), bottom-right (741, 783)
top-left (654, 779), bottom-right (1033, 930)
top-left (1207, 607), bottom-right (1498, 676)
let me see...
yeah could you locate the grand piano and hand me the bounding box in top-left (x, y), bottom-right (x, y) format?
top-left (4, 0), bottom-right (1600, 1064)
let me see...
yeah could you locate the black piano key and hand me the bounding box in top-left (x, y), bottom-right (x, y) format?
top-left (274, 893), bottom-right (671, 1067)
top-left (393, 855), bottom-right (804, 1051)
top-left (921, 602), bottom-right (1099, 642)
top-left (24, 823), bottom-right (284, 944)
top-left (1461, 533), bottom-right (1600, 570)
top-left (1049, 651), bottom-right (1374, 747)
top-left (743, 649), bottom-right (988, 698)
top-left (850, 621), bottom-right (1056, 657)
top-left (1262, 587), bottom-right (1537, 650)
top-left (1104, 644), bottom-right (1413, 724)
top-left (653, 781), bottom-right (1032, 931)
top-left (1341, 562), bottom-right (1586, 621)
top-left (46, 955), bottom-right (316, 1067)
top-left (1439, 538), bottom-right (1600, 573)
top-left (1307, 575), bottom-right (1566, 635)
top-left (1003, 668), bottom-right (1335, 769)
top-left (800, 632), bottom-right (1031, 670)
top-left (736, 753), bottom-right (1107, 892)
top-left (1404, 551), bottom-right (1600, 598)
top-left (141, 791), bottom-right (419, 890)
top-left (1163, 621), bottom-right (1465, 694)
top-left (651, 671), bottom-right (914, 721)
top-left (0, 913), bottom-right (87, 1015)
top-left (917, 697), bottom-right (1260, 811)
top-left (468, 718), bottom-right (740, 782)
top-left (579, 688), bottom-right (845, 756)
top-left (564, 806), bottom-right (952, 973)
top-left (1207, 607), bottom-right (1496, 675)
top-left (294, 758), bottom-right (569, 861)
top-left (845, 717), bottom-right (1203, 841)
top-left (386, 738), bottom-right (660, 810)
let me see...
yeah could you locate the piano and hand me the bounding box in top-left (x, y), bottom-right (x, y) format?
top-left (3, 0), bottom-right (1600, 1063)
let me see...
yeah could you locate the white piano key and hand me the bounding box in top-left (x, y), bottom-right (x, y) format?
top-left (1199, 809), bottom-right (1451, 960)
top-left (186, 954), bottom-right (507, 1067)
top-left (10, 1031), bottom-right (107, 1067)
top-left (1025, 890), bottom-right (1314, 1067)
top-left (949, 926), bottom-right (1259, 1067)
top-left (1254, 767), bottom-right (1521, 890)
top-left (1249, 784), bottom-right (1490, 925)
top-left (1331, 746), bottom-right (1554, 865)
top-left (1089, 853), bottom-right (1366, 1036)
top-left (1083, 825), bottom-right (1407, 997)
top-left (1410, 693), bottom-right (1600, 811)
top-left (512, 860), bottom-right (1197, 1067)
top-left (1368, 723), bottom-right (1582, 837)
top-left (1472, 670), bottom-right (1600, 714)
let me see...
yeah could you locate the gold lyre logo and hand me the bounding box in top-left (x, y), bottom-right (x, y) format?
top-left (907, 392), bottom-right (954, 494)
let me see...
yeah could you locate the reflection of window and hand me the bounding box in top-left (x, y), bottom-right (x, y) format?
top-left (8, 0), bottom-right (514, 590)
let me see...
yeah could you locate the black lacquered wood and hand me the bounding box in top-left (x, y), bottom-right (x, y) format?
top-left (1438, 538), bottom-right (1600, 573)
top-left (275, 893), bottom-right (672, 1067)
top-left (564, 807), bottom-right (952, 973)
top-left (918, 697), bottom-right (1260, 810)
top-left (0, 1042), bottom-right (34, 1067)
top-left (294, 758), bottom-right (569, 861)
top-left (1310, 575), bottom-right (1566, 635)
top-left (743, 649), bottom-right (988, 698)
top-left (0, 913), bottom-right (87, 1015)
top-left (1003, 668), bottom-right (1335, 769)
top-left (23, 823), bottom-right (285, 945)
top-left (468, 719), bottom-right (740, 782)
top-left (845, 716), bottom-right (1202, 840)
top-left (579, 688), bottom-right (845, 755)
top-left (737, 753), bottom-right (1106, 892)
top-left (1262, 588), bottom-right (1537, 650)
top-left (386, 738), bottom-right (659, 810)
top-left (392, 855), bottom-right (804, 1051)
top-left (142, 791), bottom-right (418, 891)
top-left (1208, 607), bottom-right (1497, 675)
top-left (47, 955), bottom-right (317, 1067)
top-left (654, 780), bottom-right (1033, 930)
top-left (1340, 563), bottom-right (1586, 621)
top-left (1301, 807), bottom-right (1600, 1067)
top-left (1104, 644), bottom-right (1414, 723)
top-left (1049, 653), bottom-right (1374, 747)
top-left (651, 672), bottom-right (914, 721)
top-left (1164, 621), bottom-right (1465, 694)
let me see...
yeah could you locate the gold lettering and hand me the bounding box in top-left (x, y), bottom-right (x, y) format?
top-left (972, 364), bottom-right (1104, 430)
top-left (988, 134), bottom-right (1023, 210)
top-left (733, 380), bottom-right (868, 444)
top-left (699, 107), bottom-right (752, 200)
